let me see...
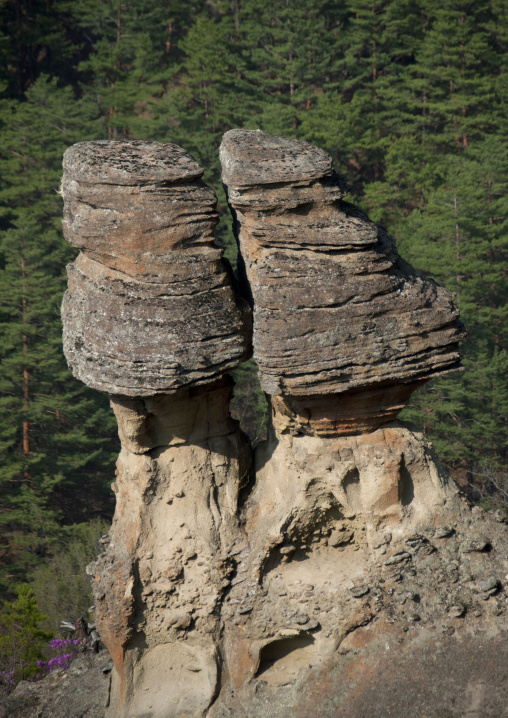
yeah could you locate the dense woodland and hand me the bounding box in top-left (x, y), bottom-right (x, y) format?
top-left (0, 0), bottom-right (507, 616)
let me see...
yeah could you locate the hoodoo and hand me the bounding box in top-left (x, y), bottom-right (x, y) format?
top-left (61, 140), bottom-right (251, 717)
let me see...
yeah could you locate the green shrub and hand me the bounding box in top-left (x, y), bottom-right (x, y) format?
top-left (29, 518), bottom-right (110, 633)
top-left (0, 584), bottom-right (53, 680)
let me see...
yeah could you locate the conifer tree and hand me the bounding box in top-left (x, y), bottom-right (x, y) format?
top-left (0, 584), bottom-right (53, 679)
top-left (0, 77), bottom-right (118, 592)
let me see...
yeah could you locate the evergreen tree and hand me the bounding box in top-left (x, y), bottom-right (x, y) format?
top-left (0, 0), bottom-right (91, 99)
top-left (0, 77), bottom-right (118, 593)
top-left (400, 137), bottom-right (508, 471)
top-left (0, 584), bottom-right (53, 679)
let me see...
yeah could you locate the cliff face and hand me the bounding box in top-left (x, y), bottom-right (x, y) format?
top-left (58, 135), bottom-right (508, 718)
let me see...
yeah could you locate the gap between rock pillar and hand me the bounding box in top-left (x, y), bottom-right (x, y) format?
top-left (61, 140), bottom-right (251, 718)
top-left (212, 130), bottom-right (468, 709)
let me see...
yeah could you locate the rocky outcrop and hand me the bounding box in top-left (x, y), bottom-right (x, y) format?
top-left (59, 135), bottom-right (508, 718)
top-left (220, 129), bottom-right (465, 435)
top-left (62, 140), bottom-right (249, 396)
top-left (0, 651), bottom-right (113, 718)
top-left (210, 501), bottom-right (508, 718)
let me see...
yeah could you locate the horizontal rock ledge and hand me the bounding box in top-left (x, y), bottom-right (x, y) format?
top-left (271, 381), bottom-right (429, 436)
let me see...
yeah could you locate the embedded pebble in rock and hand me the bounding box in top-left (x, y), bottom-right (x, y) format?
top-left (434, 526), bottom-right (454, 538)
top-left (238, 605), bottom-right (254, 615)
top-left (449, 604), bottom-right (466, 618)
top-left (461, 539), bottom-right (490, 553)
top-left (295, 613), bottom-right (310, 625)
top-left (406, 613), bottom-right (421, 623)
top-left (477, 577), bottom-right (500, 592)
top-left (385, 553), bottom-right (412, 566)
top-left (373, 533), bottom-right (392, 548)
top-left (350, 586), bottom-right (370, 598)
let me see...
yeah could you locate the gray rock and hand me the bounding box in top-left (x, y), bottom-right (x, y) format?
top-left (477, 577), bottom-right (500, 593)
top-left (62, 140), bottom-right (250, 396)
top-left (385, 553), bottom-right (411, 566)
top-left (237, 605), bottom-right (254, 615)
top-left (461, 539), bottom-right (490, 553)
top-left (434, 526), bottom-right (454, 538)
top-left (0, 651), bottom-right (111, 718)
top-left (350, 586), bottom-right (370, 598)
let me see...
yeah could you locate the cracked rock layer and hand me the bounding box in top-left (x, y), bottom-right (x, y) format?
top-left (62, 140), bottom-right (249, 397)
top-left (220, 129), bottom-right (465, 434)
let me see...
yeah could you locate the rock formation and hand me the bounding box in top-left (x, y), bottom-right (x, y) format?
top-left (59, 135), bottom-right (508, 718)
top-left (62, 140), bottom-right (249, 396)
top-left (220, 129), bottom-right (465, 435)
top-left (61, 141), bottom-right (251, 716)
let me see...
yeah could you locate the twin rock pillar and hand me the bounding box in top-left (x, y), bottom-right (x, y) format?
top-left (61, 133), bottom-right (464, 716)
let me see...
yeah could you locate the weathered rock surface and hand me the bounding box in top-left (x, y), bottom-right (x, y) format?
top-left (60, 140), bottom-right (253, 717)
top-left (87, 382), bottom-right (251, 718)
top-left (55, 135), bottom-right (508, 718)
top-left (209, 495), bottom-right (508, 718)
top-left (8, 501), bottom-right (508, 718)
top-left (220, 129), bottom-right (465, 434)
top-left (62, 140), bottom-right (249, 396)
top-left (0, 651), bottom-right (113, 718)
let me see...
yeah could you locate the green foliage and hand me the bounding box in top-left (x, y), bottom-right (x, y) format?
top-left (231, 359), bottom-right (269, 446)
top-left (30, 518), bottom-right (110, 633)
top-left (0, 75), bottom-right (118, 594)
top-left (0, 585), bottom-right (53, 679)
top-left (398, 136), bottom-right (508, 468)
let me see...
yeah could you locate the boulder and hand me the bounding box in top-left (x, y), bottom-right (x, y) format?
top-left (220, 129), bottom-right (465, 434)
top-left (62, 140), bottom-right (249, 397)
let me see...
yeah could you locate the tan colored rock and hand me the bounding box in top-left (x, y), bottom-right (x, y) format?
top-left (61, 140), bottom-right (249, 397)
top-left (220, 129), bottom-right (465, 434)
top-left (60, 140), bottom-right (253, 717)
top-left (204, 420), bottom-right (508, 717)
top-left (88, 382), bottom-right (250, 717)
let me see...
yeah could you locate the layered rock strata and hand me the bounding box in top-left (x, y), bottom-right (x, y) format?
top-left (62, 140), bottom-right (249, 396)
top-left (220, 129), bottom-right (465, 435)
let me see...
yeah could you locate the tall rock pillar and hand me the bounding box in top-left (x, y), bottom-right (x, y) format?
top-left (220, 130), bottom-right (465, 533)
top-left (211, 130), bottom-right (469, 711)
top-left (61, 140), bottom-right (250, 717)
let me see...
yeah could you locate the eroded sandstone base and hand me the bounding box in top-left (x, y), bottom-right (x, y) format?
top-left (86, 410), bottom-right (508, 718)
top-left (88, 382), bottom-right (251, 718)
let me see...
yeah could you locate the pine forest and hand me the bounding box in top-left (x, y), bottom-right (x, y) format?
top-left (0, 0), bottom-right (507, 624)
